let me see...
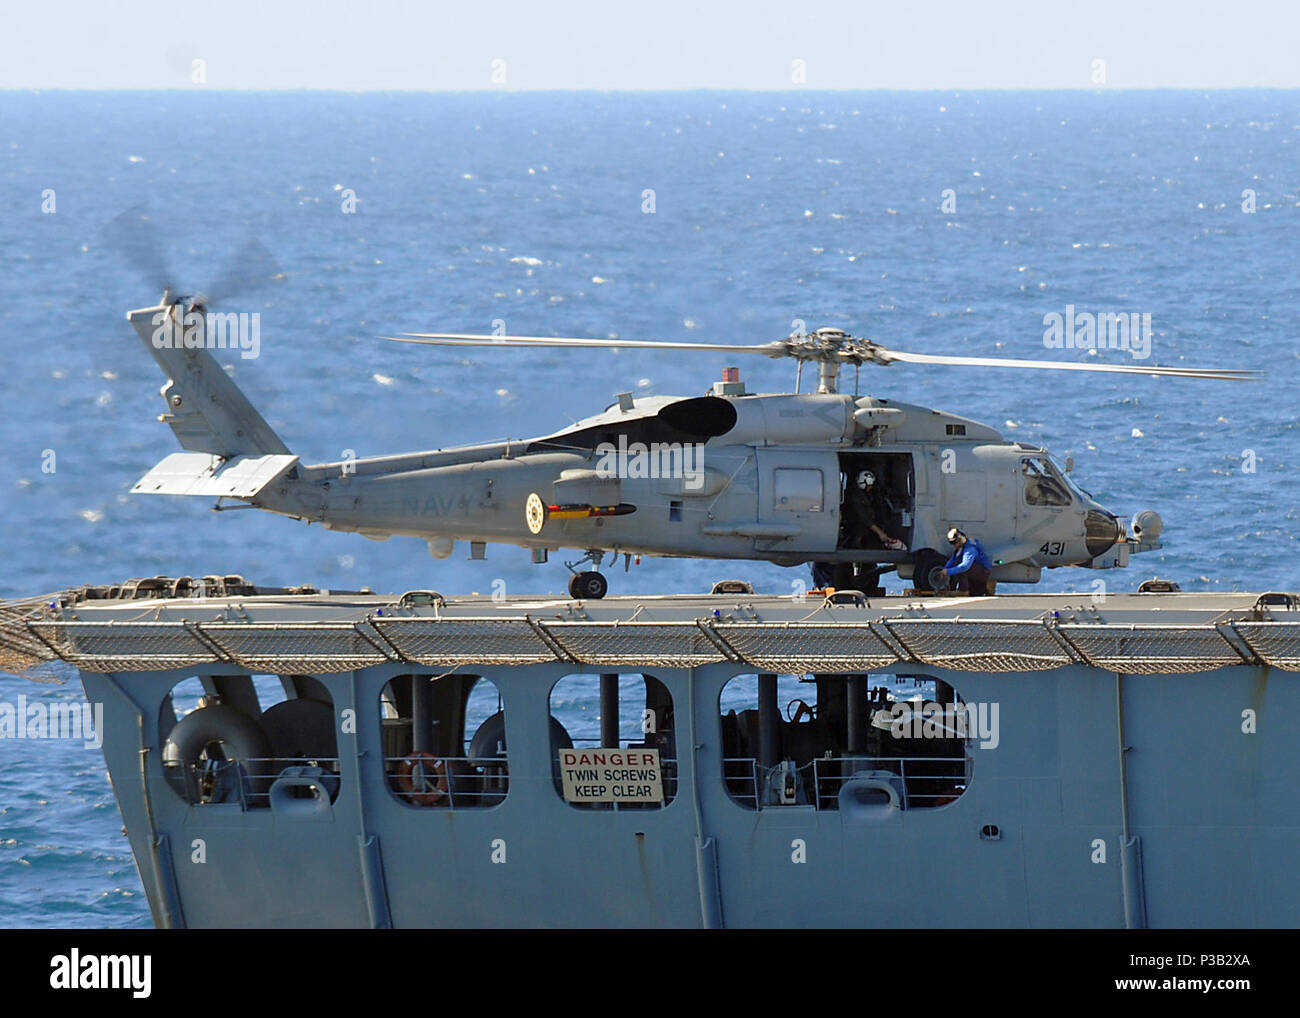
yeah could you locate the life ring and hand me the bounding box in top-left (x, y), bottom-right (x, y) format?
top-left (396, 751), bottom-right (450, 807)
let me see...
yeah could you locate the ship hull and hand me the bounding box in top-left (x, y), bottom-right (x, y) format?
top-left (81, 655), bottom-right (1298, 928)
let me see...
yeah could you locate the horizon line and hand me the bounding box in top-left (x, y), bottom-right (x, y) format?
top-left (4, 85), bottom-right (1300, 95)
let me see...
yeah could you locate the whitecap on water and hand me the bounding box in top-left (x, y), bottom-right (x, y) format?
top-left (79, 510), bottom-right (104, 523)
top-left (510, 256), bottom-right (542, 266)
top-left (372, 373), bottom-right (395, 386)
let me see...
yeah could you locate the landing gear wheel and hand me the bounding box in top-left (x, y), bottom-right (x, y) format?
top-left (568, 571), bottom-right (608, 600)
top-left (912, 549), bottom-right (949, 594)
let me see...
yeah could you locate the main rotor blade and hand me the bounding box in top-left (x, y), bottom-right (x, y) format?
top-left (385, 330), bottom-right (1259, 381)
top-left (387, 332), bottom-right (785, 355)
top-left (875, 348), bottom-right (1259, 380)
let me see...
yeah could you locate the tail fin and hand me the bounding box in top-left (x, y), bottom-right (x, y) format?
top-left (127, 301), bottom-right (289, 457)
top-left (128, 300), bottom-right (298, 499)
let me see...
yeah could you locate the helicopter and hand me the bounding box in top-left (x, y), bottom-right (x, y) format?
top-left (125, 293), bottom-right (1256, 599)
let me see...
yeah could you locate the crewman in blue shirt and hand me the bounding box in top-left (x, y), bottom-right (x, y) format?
top-left (944, 527), bottom-right (993, 595)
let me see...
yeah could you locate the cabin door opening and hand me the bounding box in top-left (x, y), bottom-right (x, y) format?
top-left (835, 452), bottom-right (915, 553)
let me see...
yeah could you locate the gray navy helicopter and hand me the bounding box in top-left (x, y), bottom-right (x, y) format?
top-left (125, 291), bottom-right (1255, 599)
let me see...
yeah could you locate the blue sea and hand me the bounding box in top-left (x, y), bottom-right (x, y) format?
top-left (1, 90), bottom-right (1297, 927)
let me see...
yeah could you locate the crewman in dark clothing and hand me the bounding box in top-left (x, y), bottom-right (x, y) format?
top-left (944, 527), bottom-right (994, 595)
top-left (812, 471), bottom-right (903, 590)
top-left (844, 470), bottom-right (906, 550)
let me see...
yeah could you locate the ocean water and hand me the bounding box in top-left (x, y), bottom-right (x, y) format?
top-left (1, 90), bottom-right (1296, 927)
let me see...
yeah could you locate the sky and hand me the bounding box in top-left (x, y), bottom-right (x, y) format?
top-left (2, 0), bottom-right (1298, 90)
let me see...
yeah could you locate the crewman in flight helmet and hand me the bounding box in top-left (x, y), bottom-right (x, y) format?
top-left (847, 470), bottom-right (906, 551)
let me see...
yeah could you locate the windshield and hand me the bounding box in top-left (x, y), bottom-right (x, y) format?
top-left (1050, 455), bottom-right (1095, 501)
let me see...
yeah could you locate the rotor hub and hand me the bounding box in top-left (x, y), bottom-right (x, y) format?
top-left (778, 328), bottom-right (891, 392)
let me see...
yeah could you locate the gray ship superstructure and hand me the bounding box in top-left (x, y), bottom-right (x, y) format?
top-left (3, 579), bottom-right (1298, 928)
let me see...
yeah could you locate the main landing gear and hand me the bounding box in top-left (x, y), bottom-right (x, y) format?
top-left (910, 549), bottom-right (949, 594)
top-left (565, 549), bottom-right (609, 600)
top-left (568, 571), bottom-right (608, 600)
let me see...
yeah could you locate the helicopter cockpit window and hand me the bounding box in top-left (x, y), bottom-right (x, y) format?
top-left (1021, 457), bottom-right (1071, 507)
top-left (1051, 456), bottom-right (1094, 502)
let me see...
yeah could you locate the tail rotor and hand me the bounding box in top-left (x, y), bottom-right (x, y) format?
top-left (96, 204), bottom-right (285, 309)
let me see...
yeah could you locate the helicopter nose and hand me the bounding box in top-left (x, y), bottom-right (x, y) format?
top-left (1084, 509), bottom-right (1122, 558)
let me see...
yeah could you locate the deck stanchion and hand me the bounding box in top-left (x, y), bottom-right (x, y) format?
top-left (758, 673), bottom-right (780, 779)
top-left (600, 673), bottom-right (620, 747)
top-left (412, 675), bottom-right (434, 753)
top-left (846, 674), bottom-right (867, 754)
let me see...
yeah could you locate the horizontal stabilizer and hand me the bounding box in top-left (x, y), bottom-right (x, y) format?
top-left (132, 452), bottom-right (298, 498)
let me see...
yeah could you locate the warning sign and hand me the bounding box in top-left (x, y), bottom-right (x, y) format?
top-left (559, 748), bottom-right (663, 804)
